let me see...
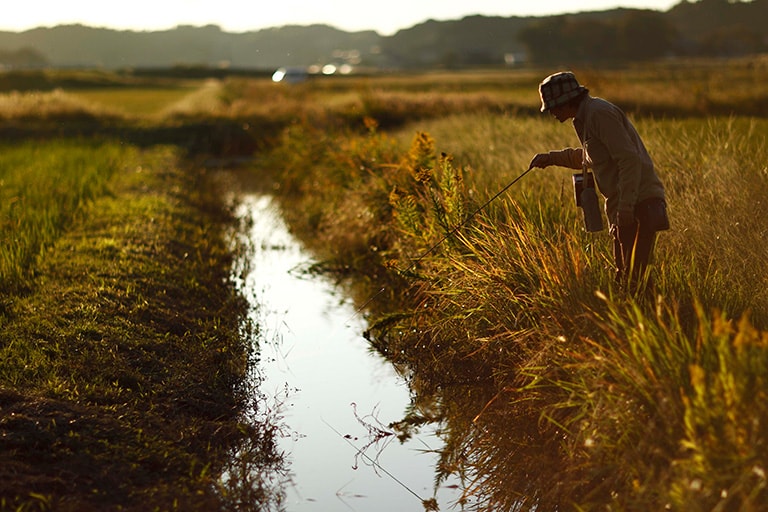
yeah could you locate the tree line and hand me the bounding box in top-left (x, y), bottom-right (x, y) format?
top-left (517, 0), bottom-right (768, 65)
top-left (519, 11), bottom-right (677, 64)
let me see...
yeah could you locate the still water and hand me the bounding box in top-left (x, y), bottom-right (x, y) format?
top-left (236, 194), bottom-right (462, 512)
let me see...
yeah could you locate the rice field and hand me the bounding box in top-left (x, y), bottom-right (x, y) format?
top-left (0, 76), bottom-right (285, 510)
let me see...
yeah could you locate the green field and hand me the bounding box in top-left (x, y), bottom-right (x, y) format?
top-left (0, 80), bottom-right (285, 511)
top-left (71, 85), bottom-right (202, 115)
top-left (1, 62), bottom-right (768, 511)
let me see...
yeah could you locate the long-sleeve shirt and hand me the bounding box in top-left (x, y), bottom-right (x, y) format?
top-left (544, 96), bottom-right (666, 223)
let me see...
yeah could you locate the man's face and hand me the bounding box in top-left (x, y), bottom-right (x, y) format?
top-left (548, 104), bottom-right (571, 123)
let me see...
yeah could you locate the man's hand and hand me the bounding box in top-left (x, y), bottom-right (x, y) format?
top-left (528, 153), bottom-right (552, 169)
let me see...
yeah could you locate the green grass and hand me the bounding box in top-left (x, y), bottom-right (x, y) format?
top-left (71, 84), bottom-right (203, 116)
top-left (0, 143), bottom-right (285, 510)
top-left (0, 140), bottom-right (128, 295)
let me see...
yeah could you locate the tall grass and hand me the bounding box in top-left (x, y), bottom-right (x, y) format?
top-left (400, 113), bottom-right (768, 321)
top-left (385, 113), bottom-right (768, 509)
top-left (0, 89), bottom-right (124, 121)
top-left (258, 78), bottom-right (768, 508)
top-left (0, 140), bottom-right (131, 294)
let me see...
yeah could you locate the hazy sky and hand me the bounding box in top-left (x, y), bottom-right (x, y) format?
top-left (4, 0), bottom-right (681, 35)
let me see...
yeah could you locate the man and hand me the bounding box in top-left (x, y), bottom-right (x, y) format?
top-left (529, 71), bottom-right (669, 292)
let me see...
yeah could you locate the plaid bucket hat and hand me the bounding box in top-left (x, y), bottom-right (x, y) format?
top-left (539, 71), bottom-right (588, 112)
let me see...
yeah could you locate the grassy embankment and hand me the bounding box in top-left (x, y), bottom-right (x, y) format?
top-left (0, 75), bottom-right (285, 511)
top-left (239, 62), bottom-right (768, 510)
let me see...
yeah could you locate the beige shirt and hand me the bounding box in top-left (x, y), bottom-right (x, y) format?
top-left (546, 96), bottom-right (665, 223)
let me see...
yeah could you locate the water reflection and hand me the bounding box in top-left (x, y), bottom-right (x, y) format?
top-left (236, 194), bottom-right (461, 511)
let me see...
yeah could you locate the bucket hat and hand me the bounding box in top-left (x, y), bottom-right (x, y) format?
top-left (539, 71), bottom-right (588, 112)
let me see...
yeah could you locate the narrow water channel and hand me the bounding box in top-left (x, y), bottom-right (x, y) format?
top-left (235, 193), bottom-right (462, 512)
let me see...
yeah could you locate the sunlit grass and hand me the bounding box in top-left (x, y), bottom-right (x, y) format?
top-left (2, 63), bottom-right (768, 510)
top-left (384, 114), bottom-right (768, 509)
top-left (0, 140), bottom-right (131, 293)
top-left (397, 113), bottom-right (768, 318)
top-left (254, 63), bottom-right (768, 509)
top-left (0, 89), bottom-right (123, 120)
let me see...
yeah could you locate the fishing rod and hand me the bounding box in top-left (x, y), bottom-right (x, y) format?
top-left (333, 168), bottom-right (537, 501)
top-left (352, 165), bottom-right (536, 315)
top-left (405, 164), bottom-right (536, 270)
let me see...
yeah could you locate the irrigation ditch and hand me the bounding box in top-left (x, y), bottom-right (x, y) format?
top-left (222, 168), bottom-right (466, 511)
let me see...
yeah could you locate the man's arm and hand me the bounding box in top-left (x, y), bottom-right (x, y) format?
top-left (529, 147), bottom-right (583, 170)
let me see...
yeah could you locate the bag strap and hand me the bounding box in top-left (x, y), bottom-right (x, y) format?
top-left (580, 99), bottom-right (592, 184)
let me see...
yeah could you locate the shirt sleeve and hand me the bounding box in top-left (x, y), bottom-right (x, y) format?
top-left (547, 148), bottom-right (583, 170)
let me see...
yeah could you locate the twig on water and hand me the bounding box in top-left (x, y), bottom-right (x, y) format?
top-left (322, 417), bottom-right (439, 510)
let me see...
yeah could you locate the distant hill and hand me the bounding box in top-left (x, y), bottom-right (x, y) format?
top-left (0, 0), bottom-right (766, 71)
top-left (381, 16), bottom-right (530, 68)
top-left (0, 24), bottom-right (382, 70)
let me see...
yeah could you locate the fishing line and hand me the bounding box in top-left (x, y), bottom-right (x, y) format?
top-left (406, 164), bottom-right (535, 270)
top-left (322, 418), bottom-right (425, 503)
top-left (348, 165), bottom-right (535, 322)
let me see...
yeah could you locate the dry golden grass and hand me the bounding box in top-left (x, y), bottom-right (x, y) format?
top-left (253, 62), bottom-right (768, 510)
top-left (0, 89), bottom-right (123, 120)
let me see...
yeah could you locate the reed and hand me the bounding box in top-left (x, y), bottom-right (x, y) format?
top-left (389, 114), bottom-right (768, 509)
top-left (399, 113), bottom-right (768, 321)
